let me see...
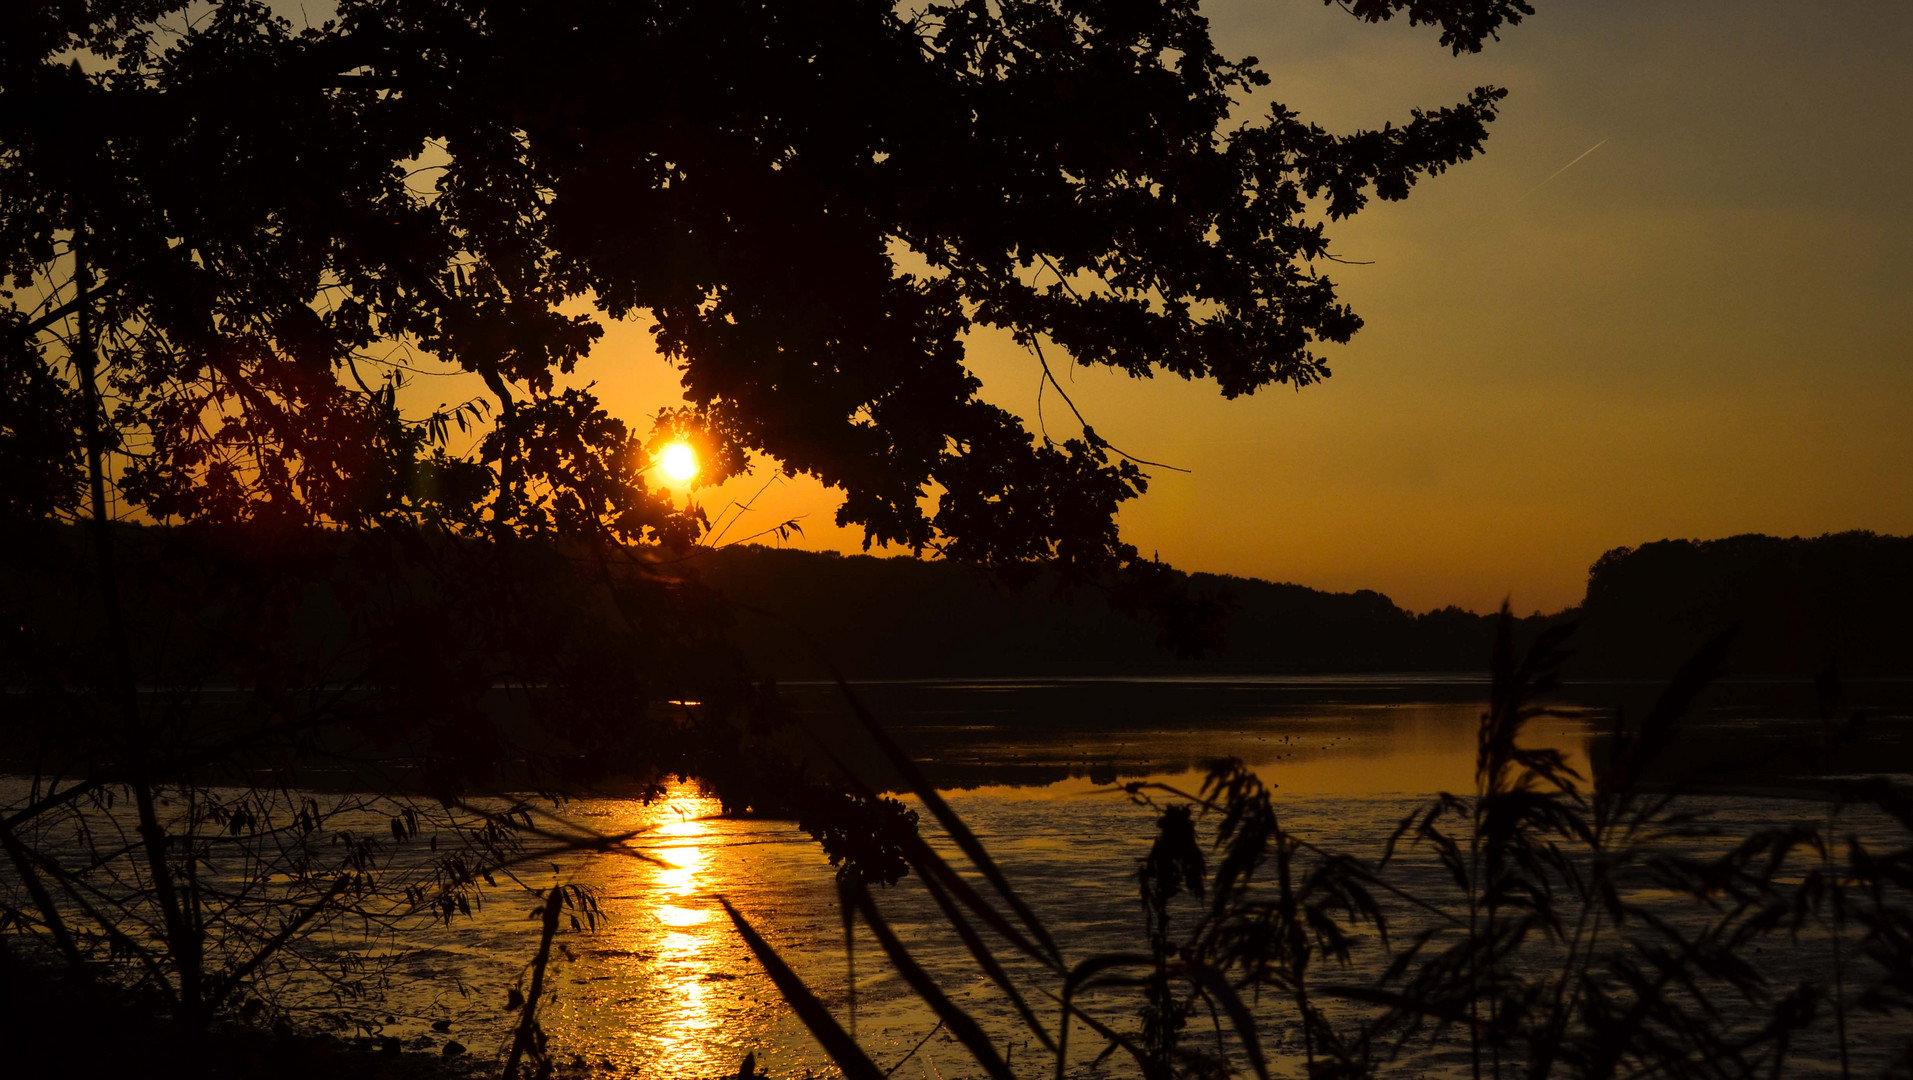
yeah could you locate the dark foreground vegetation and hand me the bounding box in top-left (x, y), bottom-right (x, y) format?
top-left (717, 617), bottom-right (1913, 1080)
top-left (0, 950), bottom-right (482, 1080)
top-left (10, 587), bottom-right (1913, 1079)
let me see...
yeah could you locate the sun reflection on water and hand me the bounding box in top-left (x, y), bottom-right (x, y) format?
top-left (630, 797), bottom-right (727, 1071)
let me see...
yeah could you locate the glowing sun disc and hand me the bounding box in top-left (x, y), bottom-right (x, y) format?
top-left (658, 441), bottom-right (699, 484)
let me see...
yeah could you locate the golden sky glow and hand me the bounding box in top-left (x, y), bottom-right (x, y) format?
top-left (548, 2), bottom-right (1913, 613)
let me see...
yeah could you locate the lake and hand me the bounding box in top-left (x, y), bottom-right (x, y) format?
top-left (6, 675), bottom-right (1909, 1077)
top-left (327, 676), bottom-right (1911, 1078)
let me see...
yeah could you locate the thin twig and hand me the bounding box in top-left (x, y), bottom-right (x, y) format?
top-left (1028, 336), bottom-right (1189, 473)
top-left (885, 1019), bottom-right (946, 1077)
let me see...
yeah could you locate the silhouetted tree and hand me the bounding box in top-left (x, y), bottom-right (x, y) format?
top-left (5, 0), bottom-right (1522, 569)
top-left (0, 0), bottom-right (1533, 1043)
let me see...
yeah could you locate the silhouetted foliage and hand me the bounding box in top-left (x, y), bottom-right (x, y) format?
top-left (0, 319), bottom-right (84, 519)
top-left (5, 0), bottom-right (1514, 576)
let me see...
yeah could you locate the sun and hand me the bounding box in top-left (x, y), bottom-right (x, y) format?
top-left (657, 441), bottom-right (699, 485)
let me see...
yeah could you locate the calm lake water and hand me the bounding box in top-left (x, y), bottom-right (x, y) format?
top-left (348, 676), bottom-right (1910, 1078)
top-left (8, 676), bottom-right (1910, 1078)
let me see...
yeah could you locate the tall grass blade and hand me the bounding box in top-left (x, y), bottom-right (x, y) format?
top-left (834, 673), bottom-right (1063, 963)
top-left (905, 834), bottom-right (1058, 968)
top-left (846, 880), bottom-right (1019, 1080)
top-left (1065, 952), bottom-right (1156, 997)
top-left (1184, 963), bottom-right (1272, 1080)
top-left (720, 898), bottom-right (888, 1080)
top-left (1039, 988), bottom-right (1151, 1071)
top-left (799, 732), bottom-right (1056, 969)
top-left (917, 858), bottom-right (1058, 1051)
top-left (1620, 625), bottom-right (1737, 793)
top-left (1315, 982), bottom-right (1479, 1026)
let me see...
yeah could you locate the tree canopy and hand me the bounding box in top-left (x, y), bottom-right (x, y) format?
top-left (0, 0), bottom-right (1541, 1036)
top-left (3, 0), bottom-right (1525, 575)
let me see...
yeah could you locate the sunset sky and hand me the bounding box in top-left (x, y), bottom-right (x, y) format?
top-left (539, 1), bottom-right (1913, 614)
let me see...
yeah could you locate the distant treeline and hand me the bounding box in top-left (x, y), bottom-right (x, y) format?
top-left (701, 545), bottom-right (1556, 678)
top-left (705, 531), bottom-right (1913, 679)
top-left (10, 524), bottom-right (1909, 680)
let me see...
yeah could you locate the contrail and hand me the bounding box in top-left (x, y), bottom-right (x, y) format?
top-left (1517, 138), bottom-right (1608, 203)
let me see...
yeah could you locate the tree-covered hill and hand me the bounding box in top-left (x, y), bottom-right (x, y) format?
top-left (1575, 531), bottom-right (1913, 678)
top-left (698, 531), bottom-right (1913, 679)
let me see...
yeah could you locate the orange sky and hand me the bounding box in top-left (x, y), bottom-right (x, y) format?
top-left (434, 2), bottom-right (1913, 614)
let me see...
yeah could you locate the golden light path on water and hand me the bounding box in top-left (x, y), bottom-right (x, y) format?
top-left (517, 786), bottom-right (836, 1078)
top-left (644, 810), bottom-right (719, 1067)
